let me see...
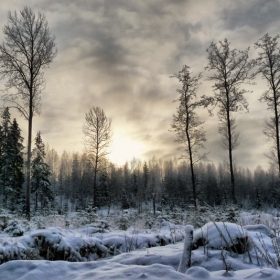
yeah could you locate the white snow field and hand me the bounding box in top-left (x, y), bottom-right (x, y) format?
top-left (1, 210), bottom-right (280, 279)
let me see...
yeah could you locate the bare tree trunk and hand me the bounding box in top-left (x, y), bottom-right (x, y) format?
top-left (93, 158), bottom-right (98, 207)
top-left (226, 90), bottom-right (236, 204)
top-left (185, 99), bottom-right (197, 209)
top-left (152, 193), bottom-right (156, 215)
top-left (35, 192), bottom-right (37, 212)
top-left (186, 127), bottom-right (197, 209)
top-left (227, 113), bottom-right (236, 203)
top-left (26, 110), bottom-right (33, 220)
top-left (272, 81), bottom-right (280, 177)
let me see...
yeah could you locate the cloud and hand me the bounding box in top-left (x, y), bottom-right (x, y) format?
top-left (0, 0), bottom-right (277, 171)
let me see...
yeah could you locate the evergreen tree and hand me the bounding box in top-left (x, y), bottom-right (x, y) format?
top-left (80, 155), bottom-right (93, 208)
top-left (255, 188), bottom-right (262, 209)
top-left (121, 189), bottom-right (130, 210)
top-left (143, 162), bottom-right (149, 201)
top-left (0, 108), bottom-right (25, 211)
top-left (31, 132), bottom-right (53, 212)
top-left (96, 172), bottom-right (109, 207)
top-left (8, 119), bottom-right (25, 211)
top-left (0, 107), bottom-right (12, 206)
top-left (71, 153), bottom-right (80, 206)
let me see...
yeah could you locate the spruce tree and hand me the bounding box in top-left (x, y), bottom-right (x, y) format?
top-left (121, 189), bottom-right (130, 210)
top-left (31, 132), bottom-right (53, 212)
top-left (0, 108), bottom-right (25, 211)
top-left (8, 119), bottom-right (25, 211)
top-left (1, 107), bottom-right (12, 206)
top-left (96, 172), bottom-right (109, 207)
top-left (71, 153), bottom-right (80, 205)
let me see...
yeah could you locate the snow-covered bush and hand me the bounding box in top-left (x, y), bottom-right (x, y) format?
top-left (3, 220), bottom-right (24, 237)
top-left (30, 227), bottom-right (108, 261)
top-left (192, 222), bottom-right (249, 254)
top-left (0, 214), bottom-right (10, 231)
top-left (144, 215), bottom-right (155, 229)
top-left (118, 216), bottom-right (130, 230)
top-left (186, 211), bottom-right (209, 228)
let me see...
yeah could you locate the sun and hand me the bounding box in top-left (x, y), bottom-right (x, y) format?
top-left (108, 135), bottom-right (145, 166)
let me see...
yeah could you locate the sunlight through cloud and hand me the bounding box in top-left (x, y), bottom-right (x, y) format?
top-left (108, 134), bottom-right (145, 166)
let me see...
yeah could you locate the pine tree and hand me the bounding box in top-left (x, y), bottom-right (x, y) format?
top-left (31, 132), bottom-right (53, 212)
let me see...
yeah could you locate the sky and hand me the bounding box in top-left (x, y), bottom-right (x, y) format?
top-left (0, 0), bottom-right (279, 170)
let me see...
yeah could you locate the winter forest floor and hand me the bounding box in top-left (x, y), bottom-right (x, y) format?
top-left (1, 206), bottom-right (280, 279)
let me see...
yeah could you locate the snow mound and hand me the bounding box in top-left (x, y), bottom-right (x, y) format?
top-left (186, 266), bottom-right (211, 278)
top-left (0, 225), bottom-right (185, 264)
top-left (0, 260), bottom-right (189, 280)
top-left (30, 227), bottom-right (108, 261)
top-left (0, 227), bottom-right (108, 263)
top-left (244, 224), bottom-right (274, 237)
top-left (193, 222), bottom-right (249, 253)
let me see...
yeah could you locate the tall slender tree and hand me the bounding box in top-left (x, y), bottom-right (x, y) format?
top-left (170, 65), bottom-right (206, 208)
top-left (255, 34), bottom-right (280, 177)
top-left (83, 106), bottom-right (112, 206)
top-left (0, 7), bottom-right (57, 218)
top-left (202, 39), bottom-right (254, 204)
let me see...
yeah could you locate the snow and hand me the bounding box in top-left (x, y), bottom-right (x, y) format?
top-left (2, 243), bottom-right (280, 279)
top-left (178, 225), bottom-right (193, 273)
top-left (1, 211), bottom-right (280, 279)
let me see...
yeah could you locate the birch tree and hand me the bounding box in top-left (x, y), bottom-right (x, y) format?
top-left (0, 7), bottom-right (56, 218)
top-left (83, 106), bottom-right (112, 207)
top-left (202, 39), bottom-right (254, 204)
top-left (170, 65), bottom-right (206, 208)
top-left (255, 34), bottom-right (280, 177)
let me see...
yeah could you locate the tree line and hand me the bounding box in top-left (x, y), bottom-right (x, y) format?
top-left (40, 148), bottom-right (280, 214)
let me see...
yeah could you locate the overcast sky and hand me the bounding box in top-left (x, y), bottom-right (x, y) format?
top-left (0, 0), bottom-right (279, 170)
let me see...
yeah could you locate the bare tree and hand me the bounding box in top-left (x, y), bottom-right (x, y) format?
top-left (202, 39), bottom-right (254, 204)
top-left (83, 106), bottom-right (112, 206)
top-left (0, 7), bottom-right (57, 218)
top-left (170, 65), bottom-right (207, 208)
top-left (254, 34), bottom-right (280, 177)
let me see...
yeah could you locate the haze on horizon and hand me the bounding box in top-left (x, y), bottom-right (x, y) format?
top-left (0, 0), bottom-right (278, 171)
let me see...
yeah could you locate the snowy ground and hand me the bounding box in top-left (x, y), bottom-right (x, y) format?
top-left (1, 208), bottom-right (280, 279)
